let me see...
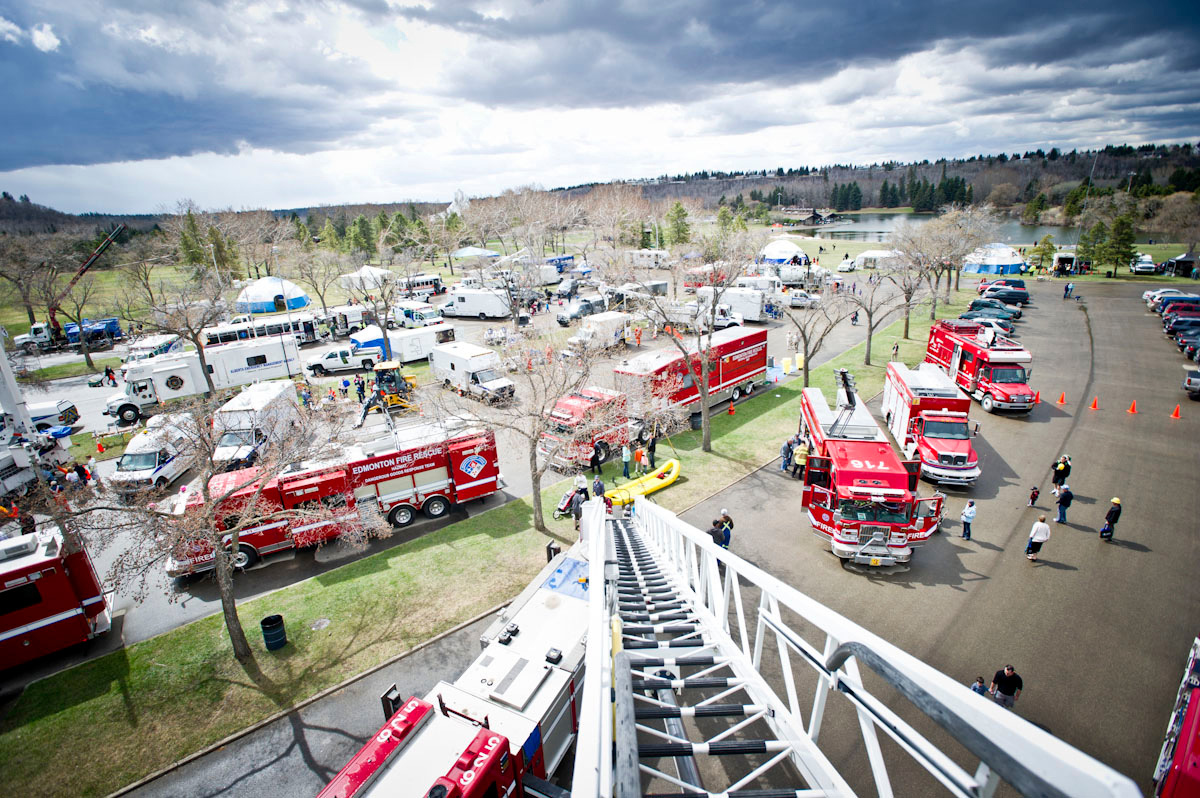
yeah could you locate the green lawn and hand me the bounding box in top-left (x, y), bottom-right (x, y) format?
top-left (67, 430), bottom-right (136, 462)
top-left (16, 356), bottom-right (122, 383)
top-left (0, 290), bottom-right (967, 797)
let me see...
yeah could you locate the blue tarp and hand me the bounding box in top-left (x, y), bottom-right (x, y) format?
top-left (962, 244), bottom-right (1024, 275)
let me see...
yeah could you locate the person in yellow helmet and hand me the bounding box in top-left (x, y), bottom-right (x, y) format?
top-left (1101, 498), bottom-right (1121, 542)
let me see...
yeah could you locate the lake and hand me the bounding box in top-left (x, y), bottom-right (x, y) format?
top-left (801, 212), bottom-right (1162, 245)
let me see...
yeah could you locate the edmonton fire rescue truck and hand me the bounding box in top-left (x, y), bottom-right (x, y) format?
top-left (799, 370), bottom-right (943, 566)
top-left (537, 386), bottom-right (632, 472)
top-left (317, 540), bottom-right (590, 798)
top-left (1153, 636), bottom-right (1200, 797)
top-left (166, 418), bottom-right (501, 576)
top-left (924, 319), bottom-right (1035, 414)
top-left (613, 326), bottom-right (766, 425)
top-left (881, 361), bottom-right (981, 486)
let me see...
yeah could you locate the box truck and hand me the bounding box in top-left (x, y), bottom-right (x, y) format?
top-left (349, 323), bottom-right (456, 364)
top-left (212, 382), bottom-right (303, 471)
top-left (440, 288), bottom-right (511, 320)
top-left (431, 342), bottom-right (516, 404)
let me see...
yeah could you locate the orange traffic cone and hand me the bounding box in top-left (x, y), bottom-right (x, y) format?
top-left (1034, 391), bottom-right (1041, 404)
top-left (1089, 397), bottom-right (1099, 410)
top-left (96, 442), bottom-right (105, 454)
top-left (1127, 400), bottom-right (1137, 414)
top-left (1171, 404), bottom-right (1181, 419)
top-left (728, 402), bottom-right (736, 416)
top-left (1056, 392), bottom-right (1066, 405)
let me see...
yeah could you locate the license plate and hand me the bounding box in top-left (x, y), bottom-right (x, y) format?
top-left (870, 558), bottom-right (881, 566)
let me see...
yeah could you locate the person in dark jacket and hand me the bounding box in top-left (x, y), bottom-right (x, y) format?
top-left (1055, 484), bottom-right (1074, 523)
top-left (589, 440), bottom-right (603, 474)
top-left (646, 436), bottom-right (657, 470)
top-left (706, 519), bottom-right (725, 546)
top-left (1050, 455), bottom-right (1071, 495)
top-left (1102, 498), bottom-right (1121, 541)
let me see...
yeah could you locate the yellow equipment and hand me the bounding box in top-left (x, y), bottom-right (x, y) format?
top-left (605, 458), bottom-right (680, 506)
top-left (370, 360), bottom-right (418, 414)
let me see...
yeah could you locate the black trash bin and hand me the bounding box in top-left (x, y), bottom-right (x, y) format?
top-left (1105, 270), bottom-right (1113, 278)
top-left (261, 614), bottom-right (287, 651)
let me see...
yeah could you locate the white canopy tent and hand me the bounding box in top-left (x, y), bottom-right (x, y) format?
top-left (452, 246), bottom-right (500, 259)
top-left (338, 265), bottom-right (396, 291)
top-left (235, 277), bottom-right (311, 314)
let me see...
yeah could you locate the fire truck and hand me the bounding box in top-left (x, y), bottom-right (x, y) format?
top-left (0, 528), bottom-right (112, 670)
top-left (318, 542), bottom-right (590, 798)
top-left (166, 419), bottom-right (502, 576)
top-left (799, 370), bottom-right (943, 566)
top-left (881, 362), bottom-right (981, 486)
top-left (613, 326), bottom-right (767, 423)
top-left (924, 319), bottom-right (1036, 414)
top-left (1153, 637), bottom-right (1200, 797)
top-left (537, 386), bottom-right (632, 472)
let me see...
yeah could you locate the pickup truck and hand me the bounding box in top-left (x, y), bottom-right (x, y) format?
top-left (304, 347), bottom-right (377, 375)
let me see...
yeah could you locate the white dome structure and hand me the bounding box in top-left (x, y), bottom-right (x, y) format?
top-left (235, 276), bottom-right (311, 314)
top-left (759, 238), bottom-right (811, 264)
top-left (963, 243), bottom-right (1025, 275)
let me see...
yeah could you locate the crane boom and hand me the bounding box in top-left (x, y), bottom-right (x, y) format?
top-left (48, 223), bottom-right (126, 332)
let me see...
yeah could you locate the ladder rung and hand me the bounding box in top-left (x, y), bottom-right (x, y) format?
top-left (636, 703), bottom-right (752, 720)
top-left (640, 739), bottom-right (788, 758)
top-left (632, 677), bottom-right (734, 690)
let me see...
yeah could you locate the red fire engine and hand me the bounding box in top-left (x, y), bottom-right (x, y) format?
top-left (682, 263), bottom-right (729, 292)
top-left (318, 544), bottom-right (590, 798)
top-left (0, 527), bottom-right (112, 670)
top-left (166, 420), bottom-right (502, 577)
top-left (1154, 637), bottom-right (1200, 797)
top-left (924, 320), bottom-right (1035, 413)
top-left (537, 386), bottom-right (632, 471)
top-left (799, 370), bottom-right (943, 566)
top-left (881, 362), bottom-right (981, 486)
top-left (614, 326), bottom-right (767, 421)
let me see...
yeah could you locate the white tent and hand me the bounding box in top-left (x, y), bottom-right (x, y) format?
top-left (759, 238), bottom-right (809, 264)
top-left (338, 265), bottom-right (396, 291)
top-left (452, 246), bottom-right (500, 259)
top-left (854, 249), bottom-right (903, 270)
top-left (235, 277), bottom-right (310, 314)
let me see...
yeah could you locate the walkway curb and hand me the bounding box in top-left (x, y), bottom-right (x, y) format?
top-left (107, 601), bottom-right (509, 798)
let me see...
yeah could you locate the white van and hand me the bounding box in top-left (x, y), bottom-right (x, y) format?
top-left (121, 334), bottom-right (182, 375)
top-left (391, 300), bottom-right (444, 328)
top-left (440, 288), bottom-right (511, 320)
top-left (109, 413), bottom-right (194, 495)
top-left (212, 382), bottom-right (302, 471)
top-left (736, 275), bottom-right (783, 294)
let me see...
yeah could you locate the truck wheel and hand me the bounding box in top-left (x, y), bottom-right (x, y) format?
top-left (478, 313), bottom-right (487, 321)
top-left (387, 505), bottom-right (415, 527)
top-left (597, 442), bottom-right (611, 463)
top-left (731, 387), bottom-right (742, 403)
top-left (981, 394), bottom-right (996, 414)
top-left (312, 365), bottom-right (326, 376)
top-left (231, 544), bottom-right (259, 570)
top-left (154, 478), bottom-right (167, 490)
top-left (21, 342), bottom-right (35, 354)
top-left (744, 381), bottom-right (754, 395)
top-left (118, 405), bottom-right (140, 424)
top-left (361, 359), bottom-right (373, 370)
top-left (424, 496), bottom-right (450, 519)
top-left (443, 379), bottom-right (452, 390)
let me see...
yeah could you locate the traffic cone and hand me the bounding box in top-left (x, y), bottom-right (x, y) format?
top-left (1056, 392), bottom-right (1066, 405)
top-left (1127, 400), bottom-right (1137, 414)
top-left (1089, 397), bottom-right (1099, 410)
top-left (96, 442), bottom-right (105, 454)
top-left (1171, 404), bottom-right (1181, 419)
top-left (1034, 391), bottom-right (1041, 404)
top-left (728, 402), bottom-right (736, 416)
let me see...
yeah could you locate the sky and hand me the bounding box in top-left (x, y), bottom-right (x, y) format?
top-left (1, 0), bottom-right (1197, 214)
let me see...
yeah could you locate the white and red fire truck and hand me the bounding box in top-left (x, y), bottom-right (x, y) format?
top-left (924, 319), bottom-right (1035, 414)
top-left (537, 386), bottom-right (632, 472)
top-left (166, 419), bottom-right (502, 577)
top-left (881, 362), bottom-right (981, 486)
top-left (799, 370), bottom-right (943, 566)
top-left (318, 543), bottom-right (590, 798)
top-left (614, 326), bottom-right (767, 422)
top-left (0, 528), bottom-right (112, 670)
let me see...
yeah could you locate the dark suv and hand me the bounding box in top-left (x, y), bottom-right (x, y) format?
top-left (982, 287), bottom-right (1031, 306)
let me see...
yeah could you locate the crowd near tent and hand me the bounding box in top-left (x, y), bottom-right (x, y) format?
top-left (962, 243), bottom-right (1025, 275)
top-left (235, 277), bottom-right (311, 314)
top-left (758, 238), bottom-right (810, 264)
top-left (338, 265), bottom-right (396, 291)
top-left (452, 246), bottom-right (500, 259)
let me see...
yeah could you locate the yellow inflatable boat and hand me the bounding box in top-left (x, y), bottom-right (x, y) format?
top-left (605, 458), bottom-right (680, 506)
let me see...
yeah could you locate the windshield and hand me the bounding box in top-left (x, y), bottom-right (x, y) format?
top-left (839, 499), bottom-right (911, 524)
top-left (475, 368), bottom-right (499, 383)
top-left (218, 430), bottom-right (254, 448)
top-left (990, 367), bottom-right (1028, 384)
top-left (117, 452), bottom-right (159, 472)
top-left (923, 420), bottom-right (970, 439)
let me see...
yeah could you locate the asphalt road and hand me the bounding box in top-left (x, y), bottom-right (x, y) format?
top-left (682, 279), bottom-right (1199, 793)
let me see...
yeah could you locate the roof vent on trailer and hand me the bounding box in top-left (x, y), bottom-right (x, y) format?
top-left (0, 534), bottom-right (39, 562)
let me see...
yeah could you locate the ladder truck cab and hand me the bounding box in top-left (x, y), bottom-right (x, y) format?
top-left (799, 370), bottom-right (943, 566)
top-left (319, 544), bottom-right (591, 798)
top-left (924, 319), bottom-right (1035, 414)
top-left (881, 362), bottom-right (981, 486)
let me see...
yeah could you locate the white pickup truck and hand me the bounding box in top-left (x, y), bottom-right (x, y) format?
top-left (304, 347), bottom-right (377, 376)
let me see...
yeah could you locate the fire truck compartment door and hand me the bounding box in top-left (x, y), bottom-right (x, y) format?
top-left (901, 459), bottom-right (922, 492)
top-left (911, 495), bottom-right (944, 542)
top-left (949, 344), bottom-right (962, 375)
top-left (448, 438), bottom-right (498, 501)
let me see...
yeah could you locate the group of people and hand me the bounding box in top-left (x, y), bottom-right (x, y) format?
top-left (969, 664), bottom-right (1024, 710)
top-left (38, 457), bottom-right (97, 495)
top-left (778, 434), bottom-right (806, 478)
top-left (705, 510), bottom-right (734, 549)
top-left (618, 440), bottom-right (656, 479)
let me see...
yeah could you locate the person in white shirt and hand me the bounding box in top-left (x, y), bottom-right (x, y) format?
top-left (1026, 515), bottom-right (1051, 561)
top-left (960, 500), bottom-right (977, 540)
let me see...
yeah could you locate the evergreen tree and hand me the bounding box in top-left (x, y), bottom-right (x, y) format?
top-left (898, 176), bottom-right (907, 203)
top-left (346, 214), bottom-right (373, 253)
top-left (878, 180), bottom-right (890, 207)
top-left (849, 183), bottom-right (863, 210)
top-left (1032, 235), bottom-right (1057, 269)
top-left (664, 201), bottom-right (691, 245)
top-left (1103, 215), bottom-right (1137, 268)
top-left (319, 218), bottom-right (341, 250)
top-left (1078, 221), bottom-right (1107, 267)
top-left (716, 205), bottom-right (734, 235)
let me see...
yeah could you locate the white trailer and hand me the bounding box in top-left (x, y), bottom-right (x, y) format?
top-left (320, 304), bottom-right (371, 336)
top-left (736, 275), bottom-right (783, 294)
top-left (439, 288), bottom-right (511, 320)
top-left (349, 323), bottom-right (456, 363)
top-left (104, 337), bottom-right (301, 425)
top-left (697, 286), bottom-right (766, 322)
top-left (778, 262), bottom-right (829, 287)
top-left (212, 382), bottom-right (302, 470)
top-left (566, 311), bottom-right (633, 354)
top-left (430, 342), bottom-right (515, 403)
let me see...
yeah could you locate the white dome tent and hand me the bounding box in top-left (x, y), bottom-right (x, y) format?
top-left (338, 265), bottom-right (396, 292)
top-left (759, 238), bottom-right (811, 264)
top-left (963, 243), bottom-right (1025, 275)
top-left (235, 276), bottom-right (311, 314)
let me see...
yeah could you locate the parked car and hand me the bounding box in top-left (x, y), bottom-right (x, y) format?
top-left (969, 297), bottom-right (1023, 319)
top-left (1183, 368), bottom-right (1200, 400)
top-left (788, 290), bottom-right (822, 308)
top-left (977, 278), bottom-right (1026, 294)
top-left (1165, 318), bottom-right (1200, 336)
top-left (836, 259), bottom-right (856, 273)
top-left (971, 318), bottom-right (1018, 337)
top-left (1131, 255), bottom-right (1158, 275)
top-left (958, 311), bottom-right (1014, 333)
top-left (981, 286), bottom-right (1031, 306)
top-left (1145, 287), bottom-right (1186, 303)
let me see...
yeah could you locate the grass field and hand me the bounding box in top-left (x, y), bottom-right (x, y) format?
top-left (0, 286), bottom-right (970, 797)
top-left (16, 356), bottom-right (122, 383)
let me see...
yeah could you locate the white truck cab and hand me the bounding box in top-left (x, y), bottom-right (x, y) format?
top-left (305, 347), bottom-right (376, 375)
top-left (212, 382), bottom-right (302, 471)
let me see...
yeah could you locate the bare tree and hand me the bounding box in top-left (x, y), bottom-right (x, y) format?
top-left (842, 278), bottom-right (906, 366)
top-left (885, 262), bottom-right (928, 340)
top-left (1154, 192), bottom-right (1200, 260)
top-left (0, 236), bottom-right (42, 326)
top-left (43, 274), bottom-right (105, 370)
top-left (292, 249), bottom-right (347, 317)
top-left (782, 294), bottom-right (853, 386)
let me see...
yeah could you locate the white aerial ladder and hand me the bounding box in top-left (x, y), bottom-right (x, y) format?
top-left (571, 498), bottom-right (1140, 798)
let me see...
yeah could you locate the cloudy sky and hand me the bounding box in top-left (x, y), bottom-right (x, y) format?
top-left (1, 0), bottom-right (1197, 214)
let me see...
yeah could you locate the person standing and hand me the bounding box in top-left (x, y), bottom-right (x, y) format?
top-left (1027, 515), bottom-right (1051, 561)
top-left (646, 435), bottom-right (657, 470)
top-left (592, 474), bottom-right (605, 503)
top-left (791, 437), bottom-right (805, 478)
top-left (1101, 497), bottom-right (1121, 541)
top-left (780, 437), bottom-right (794, 473)
top-left (989, 665), bottom-right (1023, 709)
top-left (340, 377), bottom-right (350, 398)
top-left (589, 440), bottom-right (603, 475)
top-left (104, 365), bottom-right (118, 386)
top-left (573, 471), bottom-right (590, 502)
top-left (1028, 485), bottom-right (1040, 507)
top-left (960, 500), bottom-right (976, 540)
top-left (719, 509), bottom-right (734, 548)
top-left (891, 341), bottom-right (900, 362)
top-left (621, 443), bottom-right (632, 480)
top-left (355, 375), bottom-right (366, 403)
top-left (706, 518), bottom-right (726, 547)
top-left (969, 677), bottom-right (989, 697)
top-left (1050, 455), bottom-right (1071, 495)
top-left (1063, 282), bottom-right (1071, 300)
top-left (570, 489), bottom-right (585, 532)
top-left (1055, 484), bottom-right (1073, 523)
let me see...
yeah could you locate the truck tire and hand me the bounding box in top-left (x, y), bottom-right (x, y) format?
top-left (231, 544), bottom-right (259, 570)
top-left (744, 381), bottom-right (754, 395)
top-left (731, 387), bottom-right (742, 403)
top-left (981, 394), bottom-right (996, 414)
top-left (443, 379), bottom-right (452, 390)
top-left (361, 359), bottom-right (373, 370)
top-left (424, 496), bottom-right (450, 519)
top-left (154, 477), bottom-right (167, 490)
top-left (387, 505), bottom-right (415, 527)
top-left (596, 442), bottom-right (611, 463)
top-left (118, 405), bottom-right (140, 424)
top-left (312, 365), bottom-right (327, 376)
top-left (478, 313), bottom-right (487, 321)
top-left (21, 342), bottom-right (35, 354)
